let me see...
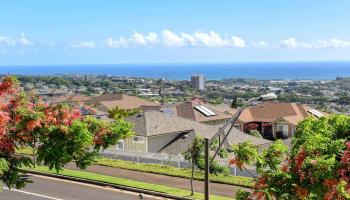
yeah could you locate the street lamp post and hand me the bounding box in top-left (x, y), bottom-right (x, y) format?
top-left (204, 93), bottom-right (277, 200)
top-left (204, 137), bottom-right (209, 200)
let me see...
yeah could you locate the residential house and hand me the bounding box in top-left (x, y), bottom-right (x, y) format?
top-left (84, 93), bottom-right (160, 114)
top-left (120, 110), bottom-right (270, 155)
top-left (43, 94), bottom-right (91, 106)
top-left (161, 97), bottom-right (237, 125)
top-left (235, 102), bottom-right (327, 140)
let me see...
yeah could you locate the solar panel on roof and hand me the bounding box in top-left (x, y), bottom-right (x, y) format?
top-left (194, 106), bottom-right (212, 116)
top-left (200, 106), bottom-right (216, 116)
top-left (194, 106), bottom-right (216, 116)
top-left (308, 109), bottom-right (324, 118)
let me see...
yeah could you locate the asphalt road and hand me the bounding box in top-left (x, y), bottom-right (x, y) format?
top-left (1, 175), bottom-right (167, 200)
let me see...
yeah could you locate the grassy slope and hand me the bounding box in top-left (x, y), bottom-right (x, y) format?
top-left (25, 166), bottom-right (232, 200)
top-left (18, 147), bottom-right (253, 188)
top-left (97, 158), bottom-right (253, 187)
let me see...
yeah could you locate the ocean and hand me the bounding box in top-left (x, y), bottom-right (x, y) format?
top-left (1, 62), bottom-right (350, 80)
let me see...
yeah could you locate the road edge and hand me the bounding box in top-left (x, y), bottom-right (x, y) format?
top-left (21, 169), bottom-right (193, 200)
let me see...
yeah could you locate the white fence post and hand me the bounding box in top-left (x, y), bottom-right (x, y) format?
top-left (177, 155), bottom-right (181, 168)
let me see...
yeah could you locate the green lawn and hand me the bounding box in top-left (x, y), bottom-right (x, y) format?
top-left (17, 147), bottom-right (253, 188)
top-left (24, 166), bottom-right (233, 200)
top-left (97, 158), bottom-right (253, 187)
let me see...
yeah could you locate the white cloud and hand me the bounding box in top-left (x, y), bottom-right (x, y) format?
top-left (131, 32), bottom-right (146, 45)
top-left (69, 41), bottom-right (96, 48)
top-left (252, 41), bottom-right (270, 48)
top-left (0, 36), bottom-right (13, 46)
top-left (145, 32), bottom-right (159, 45)
top-left (130, 32), bottom-right (159, 46)
top-left (280, 38), bottom-right (298, 48)
top-left (103, 37), bottom-right (128, 48)
top-left (230, 36), bottom-right (246, 48)
top-left (162, 29), bottom-right (185, 47)
top-left (104, 32), bottom-right (159, 48)
top-left (161, 29), bottom-right (246, 48)
top-left (314, 39), bottom-right (350, 49)
top-left (18, 33), bottom-right (33, 46)
top-left (280, 38), bottom-right (350, 49)
top-left (0, 34), bottom-right (33, 47)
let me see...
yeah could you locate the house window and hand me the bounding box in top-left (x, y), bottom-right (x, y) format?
top-left (116, 140), bottom-right (124, 150)
top-left (277, 124), bottom-right (289, 138)
top-left (133, 136), bottom-right (145, 143)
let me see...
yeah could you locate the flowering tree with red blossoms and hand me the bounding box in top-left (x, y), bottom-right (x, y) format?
top-left (231, 115), bottom-right (350, 200)
top-left (0, 76), bottom-right (133, 189)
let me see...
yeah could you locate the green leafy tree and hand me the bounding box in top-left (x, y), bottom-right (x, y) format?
top-left (109, 106), bottom-right (141, 120)
top-left (231, 96), bottom-right (238, 108)
top-left (249, 129), bottom-right (263, 138)
top-left (183, 136), bottom-right (229, 196)
top-left (230, 115), bottom-right (350, 199)
top-left (0, 76), bottom-right (133, 189)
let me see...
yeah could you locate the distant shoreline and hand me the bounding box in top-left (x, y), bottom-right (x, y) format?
top-left (1, 61), bottom-right (350, 81)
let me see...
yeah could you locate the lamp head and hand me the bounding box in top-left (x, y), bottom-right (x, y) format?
top-left (259, 93), bottom-right (277, 101)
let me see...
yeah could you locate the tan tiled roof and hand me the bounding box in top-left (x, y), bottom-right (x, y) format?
top-left (84, 93), bottom-right (159, 112)
top-left (237, 102), bottom-right (325, 124)
top-left (192, 103), bottom-right (237, 122)
top-left (44, 94), bottom-right (91, 105)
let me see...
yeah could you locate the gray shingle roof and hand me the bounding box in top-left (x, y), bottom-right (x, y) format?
top-left (158, 130), bottom-right (196, 155)
top-left (127, 110), bottom-right (271, 146)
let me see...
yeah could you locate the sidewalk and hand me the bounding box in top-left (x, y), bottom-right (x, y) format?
top-left (65, 163), bottom-right (251, 198)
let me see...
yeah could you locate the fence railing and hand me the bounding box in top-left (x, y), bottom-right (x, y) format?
top-left (100, 148), bottom-right (256, 178)
top-left (101, 149), bottom-right (191, 168)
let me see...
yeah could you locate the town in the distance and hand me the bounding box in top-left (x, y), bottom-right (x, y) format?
top-left (12, 73), bottom-right (350, 146)
top-left (2, 70), bottom-right (350, 199)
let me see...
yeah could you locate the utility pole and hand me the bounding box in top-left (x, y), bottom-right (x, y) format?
top-left (204, 137), bottom-right (209, 200)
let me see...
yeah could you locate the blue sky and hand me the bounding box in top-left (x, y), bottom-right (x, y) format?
top-left (0, 0), bottom-right (350, 65)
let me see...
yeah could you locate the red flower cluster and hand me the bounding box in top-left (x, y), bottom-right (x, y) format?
top-left (253, 176), bottom-right (269, 200)
top-left (0, 76), bottom-right (84, 152)
top-left (0, 76), bottom-right (17, 96)
top-left (339, 141), bottom-right (350, 191)
top-left (0, 78), bottom-right (16, 154)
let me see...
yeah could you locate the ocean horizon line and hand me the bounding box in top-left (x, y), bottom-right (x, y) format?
top-left (1, 61), bottom-right (350, 81)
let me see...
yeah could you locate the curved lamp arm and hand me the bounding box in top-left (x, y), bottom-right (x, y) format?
top-left (209, 93), bottom-right (277, 164)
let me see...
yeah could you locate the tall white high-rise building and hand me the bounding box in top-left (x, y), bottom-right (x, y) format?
top-left (191, 74), bottom-right (205, 90)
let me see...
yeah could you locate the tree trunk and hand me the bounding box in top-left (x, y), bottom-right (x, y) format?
top-left (33, 141), bottom-right (36, 168)
top-left (190, 158), bottom-right (195, 196)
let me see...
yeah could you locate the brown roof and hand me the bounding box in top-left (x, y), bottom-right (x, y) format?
top-left (44, 94), bottom-right (91, 105)
top-left (84, 93), bottom-right (159, 112)
top-left (162, 97), bottom-right (237, 123)
top-left (237, 102), bottom-right (325, 125)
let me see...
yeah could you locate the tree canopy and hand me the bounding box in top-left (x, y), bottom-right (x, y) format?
top-left (231, 115), bottom-right (350, 200)
top-left (0, 76), bottom-right (133, 189)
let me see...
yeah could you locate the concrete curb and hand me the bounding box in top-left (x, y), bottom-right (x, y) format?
top-left (21, 169), bottom-right (193, 200)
